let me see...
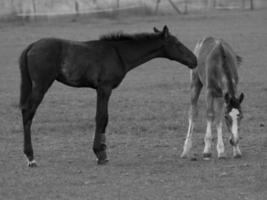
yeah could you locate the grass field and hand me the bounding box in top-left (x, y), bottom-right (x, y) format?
top-left (0, 10), bottom-right (267, 200)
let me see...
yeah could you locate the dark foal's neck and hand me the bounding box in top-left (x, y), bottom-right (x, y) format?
top-left (112, 39), bottom-right (164, 72)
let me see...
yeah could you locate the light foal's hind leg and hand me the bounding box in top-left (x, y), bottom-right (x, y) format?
top-left (214, 97), bottom-right (226, 159)
top-left (203, 90), bottom-right (214, 160)
top-left (181, 75), bottom-right (202, 158)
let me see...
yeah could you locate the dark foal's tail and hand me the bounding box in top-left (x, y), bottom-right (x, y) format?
top-left (19, 44), bottom-right (33, 109)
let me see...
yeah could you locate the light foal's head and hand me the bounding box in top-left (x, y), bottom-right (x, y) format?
top-left (224, 93), bottom-right (244, 146)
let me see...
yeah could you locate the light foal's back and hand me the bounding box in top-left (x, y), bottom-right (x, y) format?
top-left (181, 36), bottom-right (244, 160)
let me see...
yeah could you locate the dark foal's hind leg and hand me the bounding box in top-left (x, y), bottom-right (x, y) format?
top-left (93, 86), bottom-right (112, 165)
top-left (22, 82), bottom-right (53, 167)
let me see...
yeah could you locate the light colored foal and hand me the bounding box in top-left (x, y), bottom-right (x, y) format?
top-left (181, 37), bottom-right (244, 159)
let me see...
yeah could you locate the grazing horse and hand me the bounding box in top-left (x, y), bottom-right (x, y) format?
top-left (181, 37), bottom-right (244, 160)
top-left (19, 25), bottom-right (197, 167)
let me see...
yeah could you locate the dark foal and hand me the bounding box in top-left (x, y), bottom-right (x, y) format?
top-left (19, 26), bottom-right (197, 167)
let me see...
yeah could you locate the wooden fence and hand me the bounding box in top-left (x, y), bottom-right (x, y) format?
top-left (0, 0), bottom-right (266, 18)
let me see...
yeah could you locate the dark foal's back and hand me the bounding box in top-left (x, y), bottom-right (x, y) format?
top-left (27, 38), bottom-right (124, 89)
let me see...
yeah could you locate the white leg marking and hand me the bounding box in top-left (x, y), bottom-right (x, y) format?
top-left (28, 160), bottom-right (37, 167)
top-left (181, 118), bottom-right (194, 158)
top-left (216, 122), bottom-right (225, 158)
top-left (233, 146), bottom-right (242, 158)
top-left (229, 108), bottom-right (242, 157)
top-left (24, 155), bottom-right (37, 167)
top-left (229, 109), bottom-right (239, 141)
top-left (203, 120), bottom-right (212, 158)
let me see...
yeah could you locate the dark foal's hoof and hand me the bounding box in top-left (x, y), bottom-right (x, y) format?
top-left (94, 149), bottom-right (108, 165)
top-left (203, 153), bottom-right (212, 160)
top-left (97, 159), bottom-right (109, 165)
top-left (28, 160), bottom-right (37, 168)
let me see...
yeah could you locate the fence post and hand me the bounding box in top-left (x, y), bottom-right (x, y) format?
top-left (32, 0), bottom-right (36, 14)
top-left (242, 0), bottom-right (245, 9)
top-left (168, 0), bottom-right (182, 14)
top-left (117, 0), bottom-right (120, 9)
top-left (184, 0), bottom-right (188, 14)
top-left (154, 0), bottom-right (161, 14)
top-left (213, 0), bottom-right (217, 8)
top-left (75, 1), bottom-right (79, 15)
top-left (250, 0), bottom-right (254, 10)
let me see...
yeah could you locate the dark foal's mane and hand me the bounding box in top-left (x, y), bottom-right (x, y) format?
top-left (99, 32), bottom-right (161, 42)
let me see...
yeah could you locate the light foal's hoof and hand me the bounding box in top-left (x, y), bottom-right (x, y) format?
top-left (218, 155), bottom-right (227, 160)
top-left (233, 154), bottom-right (242, 159)
top-left (218, 153), bottom-right (227, 160)
top-left (203, 153), bottom-right (212, 160)
top-left (180, 152), bottom-right (188, 159)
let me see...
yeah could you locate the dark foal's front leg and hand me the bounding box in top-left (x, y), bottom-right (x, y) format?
top-left (93, 86), bottom-right (112, 165)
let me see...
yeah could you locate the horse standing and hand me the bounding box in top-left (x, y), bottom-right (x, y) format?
top-left (181, 37), bottom-right (244, 160)
top-left (19, 26), bottom-right (197, 167)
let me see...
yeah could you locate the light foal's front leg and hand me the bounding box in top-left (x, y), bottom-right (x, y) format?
top-left (229, 108), bottom-right (242, 158)
top-left (214, 97), bottom-right (226, 159)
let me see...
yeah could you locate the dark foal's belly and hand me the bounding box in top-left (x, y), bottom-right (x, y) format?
top-left (56, 73), bottom-right (97, 88)
top-left (56, 63), bottom-right (99, 88)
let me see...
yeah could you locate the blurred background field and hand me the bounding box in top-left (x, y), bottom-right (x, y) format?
top-left (0, 1), bottom-right (266, 200)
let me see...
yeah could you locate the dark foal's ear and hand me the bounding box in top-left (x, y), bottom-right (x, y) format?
top-left (162, 25), bottom-right (170, 38)
top-left (224, 93), bottom-right (231, 104)
top-left (239, 93), bottom-right (244, 104)
top-left (153, 27), bottom-right (160, 33)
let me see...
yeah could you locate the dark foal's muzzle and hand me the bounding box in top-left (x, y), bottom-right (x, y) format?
top-left (183, 52), bottom-right (197, 69)
top-left (189, 56), bottom-right (198, 69)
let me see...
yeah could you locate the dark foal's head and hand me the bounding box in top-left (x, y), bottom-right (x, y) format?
top-left (224, 93), bottom-right (244, 146)
top-left (153, 25), bottom-right (197, 69)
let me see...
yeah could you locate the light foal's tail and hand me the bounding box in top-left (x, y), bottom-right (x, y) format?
top-left (217, 42), bottom-right (237, 98)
